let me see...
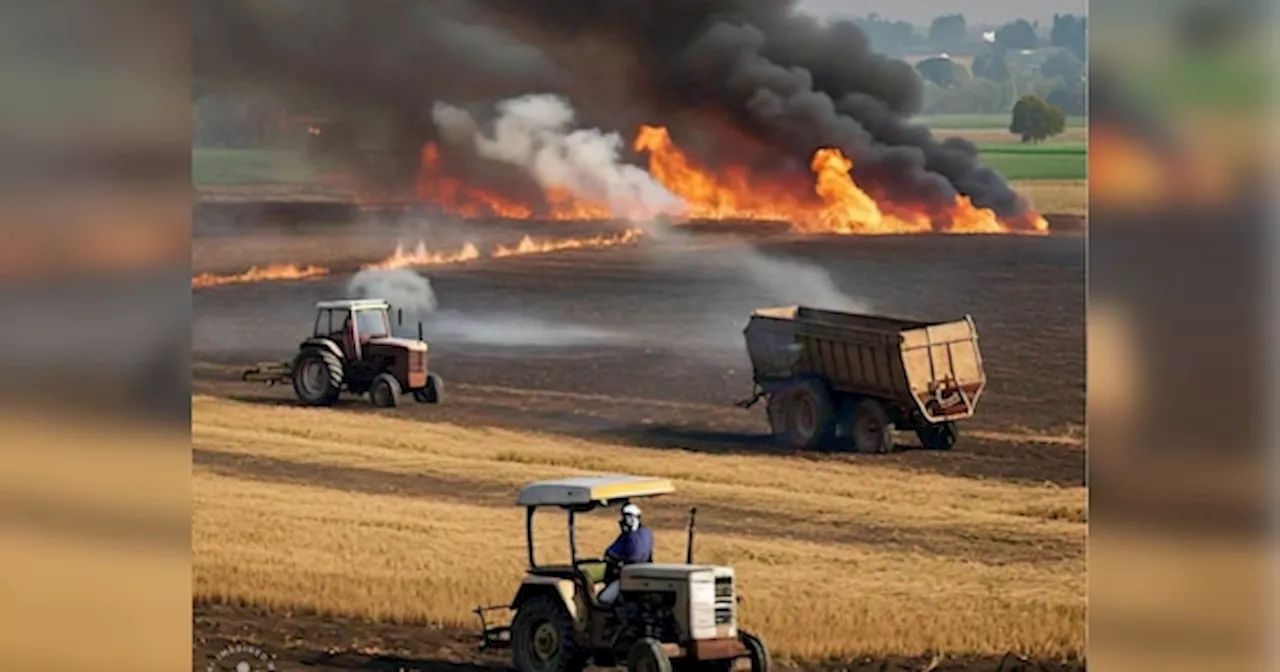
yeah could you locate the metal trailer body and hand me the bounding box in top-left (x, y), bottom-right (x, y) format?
top-left (740, 305), bottom-right (986, 452)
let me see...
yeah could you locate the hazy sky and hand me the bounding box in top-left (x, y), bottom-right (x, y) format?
top-left (795, 0), bottom-right (1087, 26)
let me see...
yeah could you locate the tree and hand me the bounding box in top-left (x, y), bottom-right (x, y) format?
top-left (995, 19), bottom-right (1039, 51)
top-left (915, 57), bottom-right (967, 89)
top-left (927, 14), bottom-right (968, 52)
top-left (971, 48), bottom-right (1011, 82)
top-left (1040, 50), bottom-right (1084, 83)
top-left (1050, 14), bottom-right (1087, 61)
top-left (1009, 94), bottom-right (1066, 142)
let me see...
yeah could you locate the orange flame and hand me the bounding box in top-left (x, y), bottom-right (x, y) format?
top-left (191, 263), bottom-right (329, 288)
top-left (417, 143), bottom-right (612, 220)
top-left (492, 229), bottom-right (644, 258)
top-left (808, 148), bottom-right (930, 234)
top-left (407, 128), bottom-right (1049, 234)
top-left (635, 125), bottom-right (1046, 235)
top-left (362, 241), bottom-right (483, 271)
top-left (417, 143), bottom-right (534, 219)
top-left (191, 231), bottom-right (650, 289)
top-left (633, 125), bottom-right (809, 222)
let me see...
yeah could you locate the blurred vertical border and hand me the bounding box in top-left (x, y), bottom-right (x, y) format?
top-left (1088, 0), bottom-right (1275, 669)
top-left (0, 1), bottom-right (191, 670)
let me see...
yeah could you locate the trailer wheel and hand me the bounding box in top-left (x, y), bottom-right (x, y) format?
top-left (916, 421), bottom-right (958, 450)
top-left (849, 398), bottom-right (894, 453)
top-left (782, 380), bottom-right (836, 450)
top-left (291, 348), bottom-right (343, 406)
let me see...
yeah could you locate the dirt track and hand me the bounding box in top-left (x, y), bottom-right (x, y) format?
top-left (193, 213), bottom-right (1085, 671)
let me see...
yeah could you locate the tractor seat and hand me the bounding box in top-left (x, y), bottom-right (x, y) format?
top-left (576, 561), bottom-right (608, 605)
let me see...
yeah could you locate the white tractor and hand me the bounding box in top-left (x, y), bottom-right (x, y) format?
top-left (475, 474), bottom-right (770, 672)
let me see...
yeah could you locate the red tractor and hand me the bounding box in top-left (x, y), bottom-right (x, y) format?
top-left (244, 298), bottom-right (443, 408)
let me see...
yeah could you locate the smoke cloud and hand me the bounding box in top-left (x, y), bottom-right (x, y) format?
top-left (433, 93), bottom-right (868, 313)
top-left (346, 268), bottom-right (439, 317)
top-left (432, 94), bottom-right (686, 219)
top-left (344, 267), bottom-right (632, 349)
top-left (193, 0), bottom-right (1037, 225)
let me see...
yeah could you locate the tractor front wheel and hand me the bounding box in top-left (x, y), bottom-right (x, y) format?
top-left (628, 638), bottom-right (673, 672)
top-left (739, 631), bottom-right (771, 672)
top-left (413, 372), bottom-right (444, 404)
top-left (511, 595), bottom-right (586, 672)
top-left (291, 348), bottom-right (343, 406)
top-left (370, 372), bottom-right (402, 408)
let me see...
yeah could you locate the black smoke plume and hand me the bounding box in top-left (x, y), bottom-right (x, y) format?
top-left (194, 0), bottom-right (1039, 228)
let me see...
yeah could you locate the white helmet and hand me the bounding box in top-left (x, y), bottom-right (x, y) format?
top-left (620, 503), bottom-right (642, 531)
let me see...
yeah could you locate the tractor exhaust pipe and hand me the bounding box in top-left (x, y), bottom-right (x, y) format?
top-left (397, 308), bottom-right (403, 326)
top-left (685, 507), bottom-right (697, 564)
top-left (418, 321), bottom-right (424, 341)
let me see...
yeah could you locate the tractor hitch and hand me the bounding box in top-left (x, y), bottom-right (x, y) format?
top-left (242, 361), bottom-right (292, 386)
top-left (473, 605), bottom-right (514, 652)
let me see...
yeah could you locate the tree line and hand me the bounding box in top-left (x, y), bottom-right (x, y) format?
top-left (855, 12), bottom-right (1085, 60)
top-left (907, 13), bottom-right (1085, 119)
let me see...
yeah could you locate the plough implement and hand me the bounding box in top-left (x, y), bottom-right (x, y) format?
top-left (241, 361), bottom-right (292, 386)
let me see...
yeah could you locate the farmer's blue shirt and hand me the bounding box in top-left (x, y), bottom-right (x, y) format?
top-left (606, 526), bottom-right (654, 564)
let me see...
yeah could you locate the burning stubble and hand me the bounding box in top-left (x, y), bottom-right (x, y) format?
top-left (431, 94), bottom-right (870, 315)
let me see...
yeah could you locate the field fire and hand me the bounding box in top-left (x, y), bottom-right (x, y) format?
top-left (190, 229), bottom-right (646, 289)
top-left (191, 263), bottom-right (330, 289)
top-left (406, 123), bottom-right (1049, 236)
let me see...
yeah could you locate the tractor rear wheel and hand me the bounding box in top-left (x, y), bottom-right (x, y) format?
top-left (628, 638), bottom-right (672, 672)
top-left (740, 631), bottom-right (771, 672)
top-left (916, 421), bottom-right (959, 450)
top-left (849, 398), bottom-right (894, 454)
top-left (511, 595), bottom-right (586, 672)
top-left (780, 380), bottom-right (835, 450)
top-left (370, 372), bottom-right (401, 408)
top-left (413, 372), bottom-right (444, 404)
top-left (291, 348), bottom-right (343, 406)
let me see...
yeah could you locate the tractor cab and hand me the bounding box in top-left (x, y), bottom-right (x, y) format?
top-left (314, 299), bottom-right (393, 361)
top-left (475, 474), bottom-right (769, 672)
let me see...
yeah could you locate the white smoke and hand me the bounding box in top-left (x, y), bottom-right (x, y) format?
top-left (432, 94), bottom-right (686, 220)
top-left (432, 93), bottom-right (869, 314)
top-left (346, 268), bottom-right (438, 318)
top-left (344, 267), bottom-right (631, 348)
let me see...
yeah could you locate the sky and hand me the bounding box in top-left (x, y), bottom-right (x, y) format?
top-left (795, 0), bottom-right (1087, 26)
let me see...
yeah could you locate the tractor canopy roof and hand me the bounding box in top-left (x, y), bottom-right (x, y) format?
top-left (516, 474), bottom-right (675, 508)
top-left (315, 299), bottom-right (390, 311)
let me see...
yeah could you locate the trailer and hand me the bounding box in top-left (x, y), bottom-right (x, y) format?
top-left (737, 305), bottom-right (986, 453)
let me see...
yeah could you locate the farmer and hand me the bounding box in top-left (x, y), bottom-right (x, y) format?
top-left (598, 502), bottom-right (653, 605)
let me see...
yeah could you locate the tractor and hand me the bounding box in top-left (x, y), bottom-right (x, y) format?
top-left (475, 474), bottom-right (770, 672)
top-left (242, 298), bottom-right (443, 408)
